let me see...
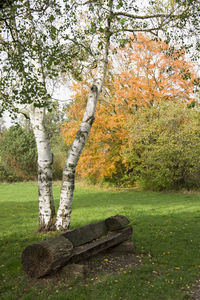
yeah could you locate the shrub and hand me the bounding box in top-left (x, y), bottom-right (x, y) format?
top-left (51, 133), bottom-right (69, 180)
top-left (0, 125), bottom-right (37, 181)
top-left (122, 102), bottom-right (200, 190)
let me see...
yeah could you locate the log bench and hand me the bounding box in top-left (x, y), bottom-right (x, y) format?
top-left (21, 215), bottom-right (133, 278)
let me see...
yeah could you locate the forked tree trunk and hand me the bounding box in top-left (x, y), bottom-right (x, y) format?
top-left (55, 2), bottom-right (112, 230)
top-left (29, 106), bottom-right (55, 230)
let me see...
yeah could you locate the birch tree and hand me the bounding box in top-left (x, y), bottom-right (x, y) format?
top-left (0, 0), bottom-right (87, 230)
top-left (0, 0), bottom-right (199, 231)
top-left (55, 0), bottom-right (113, 230)
top-left (0, 2), bottom-right (58, 229)
top-left (55, 0), bottom-right (200, 230)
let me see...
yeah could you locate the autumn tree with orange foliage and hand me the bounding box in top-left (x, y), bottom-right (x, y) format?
top-left (62, 34), bottom-right (198, 187)
top-left (113, 34), bottom-right (197, 108)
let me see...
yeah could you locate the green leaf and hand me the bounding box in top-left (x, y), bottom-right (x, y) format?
top-left (120, 18), bottom-right (126, 26)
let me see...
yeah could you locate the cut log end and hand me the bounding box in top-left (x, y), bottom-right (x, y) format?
top-left (105, 215), bottom-right (130, 231)
top-left (21, 236), bottom-right (73, 278)
top-left (22, 243), bottom-right (52, 278)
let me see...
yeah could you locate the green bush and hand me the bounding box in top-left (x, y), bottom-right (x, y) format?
top-left (0, 165), bottom-right (20, 182)
top-left (0, 125), bottom-right (38, 181)
top-left (51, 133), bottom-right (69, 180)
top-left (0, 113), bottom-right (69, 182)
top-left (122, 102), bottom-right (200, 190)
top-left (45, 110), bottom-right (69, 180)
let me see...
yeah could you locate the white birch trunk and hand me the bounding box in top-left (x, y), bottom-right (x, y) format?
top-left (55, 84), bottom-right (101, 230)
top-left (9, 4), bottom-right (55, 231)
top-left (56, 3), bottom-right (112, 230)
top-left (29, 106), bottom-right (55, 230)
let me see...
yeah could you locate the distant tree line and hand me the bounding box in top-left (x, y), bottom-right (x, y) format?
top-left (0, 112), bottom-right (68, 182)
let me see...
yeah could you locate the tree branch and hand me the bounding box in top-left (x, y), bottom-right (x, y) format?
top-left (121, 27), bottom-right (162, 35)
top-left (113, 10), bottom-right (184, 20)
top-left (74, 0), bottom-right (97, 5)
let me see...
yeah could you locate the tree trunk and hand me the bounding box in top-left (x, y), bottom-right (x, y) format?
top-left (22, 235), bottom-right (73, 278)
top-left (56, 20), bottom-right (112, 230)
top-left (29, 106), bottom-right (55, 231)
top-left (55, 85), bottom-right (100, 230)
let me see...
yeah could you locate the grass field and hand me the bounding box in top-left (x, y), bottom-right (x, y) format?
top-left (0, 181), bottom-right (200, 299)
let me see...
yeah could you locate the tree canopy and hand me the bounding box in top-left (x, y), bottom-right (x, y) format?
top-left (61, 34), bottom-right (199, 188)
top-left (0, 0), bottom-right (199, 117)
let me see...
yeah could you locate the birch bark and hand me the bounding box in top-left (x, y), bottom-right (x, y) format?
top-left (29, 106), bottom-right (55, 230)
top-left (6, 8), bottom-right (55, 230)
top-left (56, 1), bottom-right (113, 230)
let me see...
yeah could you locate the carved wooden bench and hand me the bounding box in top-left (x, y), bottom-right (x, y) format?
top-left (21, 215), bottom-right (133, 278)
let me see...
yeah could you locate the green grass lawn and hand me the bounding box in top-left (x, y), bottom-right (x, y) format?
top-left (0, 182), bottom-right (200, 299)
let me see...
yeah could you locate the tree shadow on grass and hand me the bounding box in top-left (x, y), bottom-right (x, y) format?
top-left (0, 206), bottom-right (200, 300)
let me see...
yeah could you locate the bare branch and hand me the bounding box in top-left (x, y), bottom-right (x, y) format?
top-left (113, 6), bottom-right (186, 21)
top-left (73, 0), bottom-right (96, 6)
top-left (114, 12), bottom-right (174, 19)
top-left (66, 37), bottom-right (94, 57)
top-left (122, 27), bottom-right (162, 34)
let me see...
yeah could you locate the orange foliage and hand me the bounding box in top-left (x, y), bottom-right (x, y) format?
top-left (61, 34), bottom-right (197, 182)
top-left (114, 34), bottom-right (196, 107)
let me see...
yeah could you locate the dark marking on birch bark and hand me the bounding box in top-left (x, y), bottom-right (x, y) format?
top-left (51, 153), bottom-right (54, 165)
top-left (68, 163), bottom-right (75, 168)
top-left (38, 216), bottom-right (56, 232)
top-left (64, 172), bottom-right (75, 182)
top-left (85, 116), bottom-right (95, 125)
top-left (76, 129), bottom-right (86, 141)
top-left (90, 85), bottom-right (98, 93)
top-left (38, 168), bottom-right (53, 183)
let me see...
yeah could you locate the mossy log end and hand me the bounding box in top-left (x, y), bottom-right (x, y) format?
top-left (21, 236), bottom-right (73, 278)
